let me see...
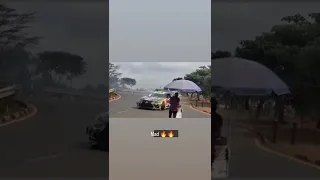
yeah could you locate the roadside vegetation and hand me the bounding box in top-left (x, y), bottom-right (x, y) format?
top-left (213, 13), bottom-right (320, 166)
top-left (0, 4), bottom-right (87, 93)
top-left (0, 4), bottom-right (88, 121)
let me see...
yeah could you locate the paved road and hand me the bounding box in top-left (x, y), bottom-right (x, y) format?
top-left (225, 119), bottom-right (320, 177)
top-left (1, 94), bottom-right (319, 178)
top-left (0, 97), bottom-right (109, 177)
top-left (112, 93), bottom-right (320, 177)
top-left (110, 92), bottom-right (210, 118)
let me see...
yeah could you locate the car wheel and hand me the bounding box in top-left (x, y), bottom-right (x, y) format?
top-left (161, 102), bottom-right (165, 110)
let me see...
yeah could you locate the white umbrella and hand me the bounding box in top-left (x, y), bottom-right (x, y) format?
top-left (164, 79), bottom-right (201, 92)
top-left (211, 57), bottom-right (290, 96)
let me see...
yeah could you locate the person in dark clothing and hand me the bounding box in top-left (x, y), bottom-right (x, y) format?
top-left (169, 92), bottom-right (180, 118)
top-left (211, 97), bottom-right (223, 168)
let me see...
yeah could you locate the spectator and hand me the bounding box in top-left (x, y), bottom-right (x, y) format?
top-left (211, 97), bottom-right (223, 168)
top-left (169, 92), bottom-right (180, 118)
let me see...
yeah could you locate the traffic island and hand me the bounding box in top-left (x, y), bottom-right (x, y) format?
top-left (109, 92), bottom-right (121, 102)
top-left (0, 101), bottom-right (37, 126)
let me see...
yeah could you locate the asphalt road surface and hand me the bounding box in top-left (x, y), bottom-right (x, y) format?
top-left (110, 92), bottom-right (210, 118)
top-left (226, 121), bottom-right (320, 178)
top-left (111, 92), bottom-right (320, 177)
top-left (0, 94), bottom-right (319, 178)
top-left (0, 97), bottom-right (109, 177)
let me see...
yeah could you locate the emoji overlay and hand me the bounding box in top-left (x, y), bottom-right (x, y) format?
top-left (151, 130), bottom-right (179, 138)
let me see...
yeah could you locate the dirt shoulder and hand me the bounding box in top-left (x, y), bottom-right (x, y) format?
top-left (181, 96), bottom-right (211, 114)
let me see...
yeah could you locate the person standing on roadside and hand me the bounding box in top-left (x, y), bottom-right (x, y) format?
top-left (169, 92), bottom-right (180, 118)
top-left (211, 97), bottom-right (223, 168)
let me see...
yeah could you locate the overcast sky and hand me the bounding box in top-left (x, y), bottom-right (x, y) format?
top-left (113, 62), bottom-right (210, 89)
top-left (6, 2), bottom-right (320, 88)
top-left (110, 0), bottom-right (210, 62)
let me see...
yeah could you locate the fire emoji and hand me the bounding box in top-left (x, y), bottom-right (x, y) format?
top-left (161, 131), bottom-right (166, 138)
top-left (168, 131), bottom-right (174, 138)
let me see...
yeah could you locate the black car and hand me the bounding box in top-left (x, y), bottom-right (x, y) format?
top-left (86, 112), bottom-right (109, 150)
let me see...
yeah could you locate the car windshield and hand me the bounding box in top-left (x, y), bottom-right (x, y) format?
top-left (150, 93), bottom-right (165, 98)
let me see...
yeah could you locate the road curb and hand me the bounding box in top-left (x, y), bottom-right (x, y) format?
top-left (109, 93), bottom-right (121, 103)
top-left (0, 102), bottom-right (38, 128)
top-left (254, 134), bottom-right (320, 170)
top-left (255, 132), bottom-right (269, 145)
top-left (189, 103), bottom-right (211, 115)
top-left (237, 124), bottom-right (320, 170)
top-left (235, 124), bottom-right (269, 144)
top-left (235, 124), bottom-right (320, 170)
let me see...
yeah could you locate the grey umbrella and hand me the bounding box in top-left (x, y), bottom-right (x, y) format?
top-left (211, 57), bottom-right (290, 96)
top-left (164, 79), bottom-right (202, 92)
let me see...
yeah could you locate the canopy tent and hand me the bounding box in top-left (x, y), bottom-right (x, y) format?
top-left (211, 57), bottom-right (290, 96)
top-left (164, 79), bottom-right (202, 93)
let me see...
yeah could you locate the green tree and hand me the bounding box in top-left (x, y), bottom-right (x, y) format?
top-left (184, 66), bottom-right (211, 99)
top-left (109, 63), bottom-right (121, 88)
top-left (36, 51), bottom-right (86, 87)
top-left (0, 4), bottom-right (41, 52)
top-left (120, 77), bottom-right (136, 88)
top-left (235, 12), bottom-right (320, 126)
top-left (0, 4), bottom-right (41, 81)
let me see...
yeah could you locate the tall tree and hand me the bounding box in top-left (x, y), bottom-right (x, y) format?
top-left (0, 4), bottom-right (41, 81)
top-left (184, 65), bottom-right (211, 98)
top-left (235, 12), bottom-right (320, 126)
top-left (120, 77), bottom-right (136, 88)
top-left (0, 4), bottom-right (41, 54)
top-left (36, 51), bottom-right (86, 87)
top-left (109, 63), bottom-right (121, 88)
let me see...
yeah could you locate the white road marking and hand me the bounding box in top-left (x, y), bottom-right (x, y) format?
top-left (25, 154), bottom-right (61, 163)
top-left (117, 110), bottom-right (128, 114)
